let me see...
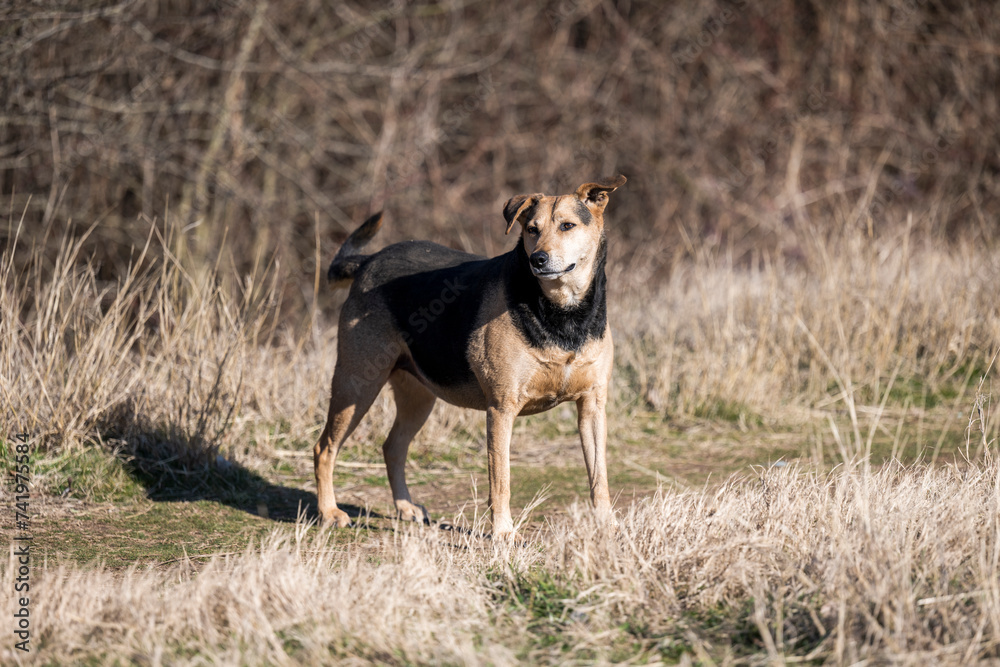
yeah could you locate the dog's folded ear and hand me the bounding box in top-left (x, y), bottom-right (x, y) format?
top-left (502, 193), bottom-right (544, 235)
top-left (575, 174), bottom-right (627, 214)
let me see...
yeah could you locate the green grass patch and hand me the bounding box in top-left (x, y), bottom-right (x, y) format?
top-left (509, 464), bottom-right (589, 507)
top-left (692, 399), bottom-right (764, 427)
top-left (362, 474), bottom-right (388, 487)
top-left (35, 446), bottom-right (148, 502)
top-left (408, 438), bottom-right (483, 470)
top-left (488, 566), bottom-right (580, 655)
top-left (34, 500), bottom-right (281, 567)
top-left (514, 408), bottom-right (578, 440)
top-left (0, 440), bottom-right (146, 503)
top-left (857, 375), bottom-right (955, 410)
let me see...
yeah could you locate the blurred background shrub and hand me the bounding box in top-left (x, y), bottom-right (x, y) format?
top-left (2, 0), bottom-right (997, 316)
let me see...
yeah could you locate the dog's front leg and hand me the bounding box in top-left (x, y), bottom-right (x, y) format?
top-left (486, 405), bottom-right (517, 538)
top-left (577, 390), bottom-right (613, 518)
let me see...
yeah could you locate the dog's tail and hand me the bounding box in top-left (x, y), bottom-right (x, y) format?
top-left (327, 212), bottom-right (383, 286)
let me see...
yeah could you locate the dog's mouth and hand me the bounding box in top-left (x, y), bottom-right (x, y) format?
top-left (531, 263), bottom-right (576, 279)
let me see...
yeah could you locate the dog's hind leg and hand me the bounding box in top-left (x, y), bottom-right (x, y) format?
top-left (383, 371), bottom-right (436, 523)
top-left (314, 359), bottom-right (390, 529)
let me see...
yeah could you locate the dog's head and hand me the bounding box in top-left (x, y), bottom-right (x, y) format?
top-left (502, 175), bottom-right (626, 305)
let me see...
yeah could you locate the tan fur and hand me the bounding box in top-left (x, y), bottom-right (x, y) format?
top-left (314, 176), bottom-right (625, 538)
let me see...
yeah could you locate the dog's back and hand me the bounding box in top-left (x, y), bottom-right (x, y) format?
top-left (346, 240), bottom-right (497, 392)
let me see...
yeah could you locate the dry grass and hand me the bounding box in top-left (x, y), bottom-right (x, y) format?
top-left (2, 196), bottom-right (999, 661)
top-left (613, 221), bottom-right (1000, 425)
top-left (3, 205), bottom-right (998, 467)
top-left (3, 1), bottom-right (1000, 662)
top-left (2, 459), bottom-right (998, 664)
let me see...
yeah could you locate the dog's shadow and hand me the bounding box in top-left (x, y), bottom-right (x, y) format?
top-left (121, 449), bottom-right (489, 537)
top-left (103, 415), bottom-right (489, 536)
top-left (113, 434), bottom-right (391, 525)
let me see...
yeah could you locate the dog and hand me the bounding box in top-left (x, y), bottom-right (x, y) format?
top-left (314, 175), bottom-right (626, 538)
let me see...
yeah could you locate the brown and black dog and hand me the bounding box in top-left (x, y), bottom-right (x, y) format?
top-left (315, 175), bottom-right (626, 538)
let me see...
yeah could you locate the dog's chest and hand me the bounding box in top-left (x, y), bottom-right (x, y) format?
top-left (518, 341), bottom-right (607, 411)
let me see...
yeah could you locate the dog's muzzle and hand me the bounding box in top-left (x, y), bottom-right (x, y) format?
top-left (530, 250), bottom-right (576, 279)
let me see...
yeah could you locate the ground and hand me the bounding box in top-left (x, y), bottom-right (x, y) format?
top-left (27, 402), bottom-right (974, 569)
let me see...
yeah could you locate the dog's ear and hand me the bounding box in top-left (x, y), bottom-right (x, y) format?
top-left (502, 193), bottom-right (543, 235)
top-left (575, 174), bottom-right (627, 215)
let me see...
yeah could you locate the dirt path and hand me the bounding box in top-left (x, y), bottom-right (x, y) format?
top-left (21, 402), bottom-right (976, 569)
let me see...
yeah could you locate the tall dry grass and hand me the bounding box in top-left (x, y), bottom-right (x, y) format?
top-left (2, 197), bottom-right (997, 475)
top-left (0, 207), bottom-right (993, 474)
top-left (614, 216), bottom-right (1000, 426)
top-left (2, 215), bottom-right (279, 467)
top-left (2, 457), bottom-right (998, 664)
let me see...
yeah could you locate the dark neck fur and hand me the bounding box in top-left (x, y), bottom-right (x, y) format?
top-left (504, 237), bottom-right (608, 350)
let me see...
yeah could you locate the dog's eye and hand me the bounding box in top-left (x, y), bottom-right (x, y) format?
top-left (559, 222), bottom-right (576, 231)
top-left (526, 227), bottom-right (540, 236)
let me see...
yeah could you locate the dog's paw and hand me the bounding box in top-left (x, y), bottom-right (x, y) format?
top-left (319, 507), bottom-right (353, 529)
top-left (395, 500), bottom-right (430, 524)
top-left (491, 528), bottom-right (526, 545)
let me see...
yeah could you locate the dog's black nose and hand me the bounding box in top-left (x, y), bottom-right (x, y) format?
top-left (529, 251), bottom-right (549, 269)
